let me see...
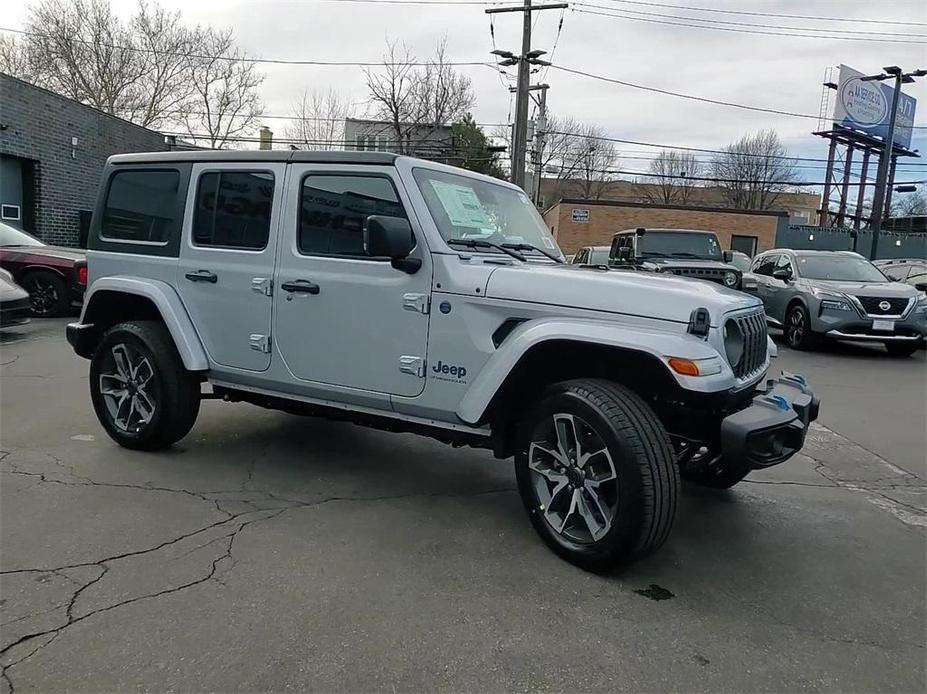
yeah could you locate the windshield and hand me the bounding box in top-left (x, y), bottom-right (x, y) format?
top-left (797, 255), bottom-right (888, 282)
top-left (412, 168), bottom-right (562, 258)
top-left (636, 231), bottom-right (721, 260)
top-left (0, 222), bottom-right (44, 247)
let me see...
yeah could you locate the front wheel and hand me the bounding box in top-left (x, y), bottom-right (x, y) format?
top-left (885, 342), bottom-right (919, 357)
top-left (785, 304), bottom-right (817, 351)
top-left (23, 270), bottom-right (70, 317)
top-left (89, 321), bottom-right (200, 450)
top-left (515, 379), bottom-right (678, 572)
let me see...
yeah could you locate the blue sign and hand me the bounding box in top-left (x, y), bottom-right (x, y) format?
top-left (832, 64), bottom-right (916, 150)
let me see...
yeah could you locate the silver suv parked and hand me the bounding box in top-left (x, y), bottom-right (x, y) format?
top-left (748, 249), bottom-right (927, 356)
top-left (67, 151), bottom-right (819, 570)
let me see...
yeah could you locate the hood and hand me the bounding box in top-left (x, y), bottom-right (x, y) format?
top-left (485, 263), bottom-right (760, 326)
top-left (1, 245), bottom-right (86, 263)
top-left (644, 258), bottom-right (734, 270)
top-left (807, 278), bottom-right (918, 298)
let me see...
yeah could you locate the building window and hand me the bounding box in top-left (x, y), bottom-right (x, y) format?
top-left (298, 174), bottom-right (407, 257)
top-left (101, 169), bottom-right (180, 244)
top-left (192, 171), bottom-right (275, 250)
top-left (0, 204), bottom-right (21, 221)
top-left (730, 234), bottom-right (758, 256)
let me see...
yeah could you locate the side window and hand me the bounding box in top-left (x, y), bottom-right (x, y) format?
top-left (192, 171), bottom-right (274, 250)
top-left (753, 254), bottom-right (778, 276)
top-left (575, 249), bottom-right (586, 264)
top-left (299, 174), bottom-right (407, 257)
top-left (101, 169), bottom-right (180, 243)
top-left (775, 254), bottom-right (793, 275)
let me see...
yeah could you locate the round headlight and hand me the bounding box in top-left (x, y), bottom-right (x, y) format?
top-left (723, 271), bottom-right (738, 287)
top-left (723, 319), bottom-right (745, 367)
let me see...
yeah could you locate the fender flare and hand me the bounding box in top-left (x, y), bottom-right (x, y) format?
top-left (81, 276), bottom-right (209, 371)
top-left (455, 317), bottom-right (729, 424)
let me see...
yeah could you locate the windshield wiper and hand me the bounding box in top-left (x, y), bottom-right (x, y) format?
top-left (447, 238), bottom-right (526, 262)
top-left (500, 242), bottom-right (563, 263)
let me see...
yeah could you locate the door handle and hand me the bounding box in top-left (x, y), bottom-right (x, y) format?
top-left (281, 279), bottom-right (320, 295)
top-left (185, 270), bottom-right (218, 283)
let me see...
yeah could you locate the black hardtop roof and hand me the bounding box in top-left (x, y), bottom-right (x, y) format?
top-left (614, 228), bottom-right (716, 235)
top-left (108, 150), bottom-right (400, 165)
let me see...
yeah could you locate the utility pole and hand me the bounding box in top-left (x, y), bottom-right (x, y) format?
top-left (487, 1), bottom-right (566, 190)
top-left (532, 84), bottom-right (549, 205)
top-left (860, 66), bottom-right (925, 260)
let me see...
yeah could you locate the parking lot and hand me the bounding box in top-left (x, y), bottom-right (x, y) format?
top-left (1, 318), bottom-right (924, 692)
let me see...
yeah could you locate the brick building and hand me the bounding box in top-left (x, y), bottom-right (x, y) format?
top-left (0, 73), bottom-right (172, 247)
top-left (543, 199), bottom-right (789, 256)
top-left (539, 178), bottom-right (820, 226)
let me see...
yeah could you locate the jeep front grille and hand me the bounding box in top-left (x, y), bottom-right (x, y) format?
top-left (855, 296), bottom-right (911, 316)
top-left (668, 268), bottom-right (726, 285)
top-left (725, 310), bottom-right (768, 380)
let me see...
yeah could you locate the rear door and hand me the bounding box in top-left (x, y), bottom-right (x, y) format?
top-left (177, 163), bottom-right (285, 372)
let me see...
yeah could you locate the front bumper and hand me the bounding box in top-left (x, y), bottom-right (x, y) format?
top-left (0, 296), bottom-right (32, 327)
top-left (720, 371), bottom-right (819, 469)
top-left (66, 321), bottom-right (97, 358)
top-left (812, 307), bottom-right (926, 343)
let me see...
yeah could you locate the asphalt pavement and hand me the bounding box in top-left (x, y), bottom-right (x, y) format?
top-left (1, 319), bottom-right (924, 692)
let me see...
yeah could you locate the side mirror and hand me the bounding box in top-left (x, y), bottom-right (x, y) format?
top-left (616, 246), bottom-right (632, 261)
top-left (722, 250), bottom-right (734, 263)
top-left (772, 268), bottom-right (792, 281)
top-left (915, 282), bottom-right (927, 292)
top-left (364, 215), bottom-right (420, 274)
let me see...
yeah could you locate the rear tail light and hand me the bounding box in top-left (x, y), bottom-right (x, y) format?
top-left (78, 265), bottom-right (88, 286)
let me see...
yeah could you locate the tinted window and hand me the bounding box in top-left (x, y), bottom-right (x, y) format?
top-left (299, 175), bottom-right (406, 257)
top-left (101, 170), bottom-right (180, 243)
top-left (192, 171), bottom-right (274, 250)
top-left (754, 254), bottom-right (778, 276)
top-left (775, 255), bottom-right (793, 274)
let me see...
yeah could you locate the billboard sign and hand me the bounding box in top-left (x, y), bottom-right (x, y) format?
top-left (832, 64), bottom-right (916, 150)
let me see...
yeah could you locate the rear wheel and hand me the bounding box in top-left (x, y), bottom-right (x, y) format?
top-left (23, 270), bottom-right (70, 317)
top-left (89, 321), bottom-right (200, 450)
top-left (785, 304), bottom-right (817, 351)
top-left (514, 379), bottom-right (678, 572)
top-left (885, 342), bottom-right (919, 357)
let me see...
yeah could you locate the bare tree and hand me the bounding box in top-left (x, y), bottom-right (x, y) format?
top-left (634, 150), bottom-right (701, 205)
top-left (19, 0), bottom-right (196, 128)
top-left (710, 130), bottom-right (800, 210)
top-left (892, 188), bottom-right (927, 217)
top-left (0, 35), bottom-right (32, 78)
top-left (555, 123), bottom-right (618, 200)
top-left (183, 27), bottom-right (264, 148)
top-left (364, 37), bottom-right (473, 155)
top-left (284, 88), bottom-right (355, 150)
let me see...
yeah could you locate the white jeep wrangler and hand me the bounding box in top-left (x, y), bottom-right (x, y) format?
top-left (67, 151), bottom-right (819, 571)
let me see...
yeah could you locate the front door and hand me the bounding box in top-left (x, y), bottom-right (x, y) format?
top-left (177, 163), bottom-right (285, 372)
top-left (273, 166), bottom-right (431, 397)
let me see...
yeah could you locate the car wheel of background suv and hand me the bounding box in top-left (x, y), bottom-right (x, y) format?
top-left (23, 269), bottom-right (70, 317)
top-left (785, 304), bottom-right (817, 351)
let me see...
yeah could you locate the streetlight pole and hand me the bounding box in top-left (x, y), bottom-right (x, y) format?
top-left (861, 66), bottom-right (925, 260)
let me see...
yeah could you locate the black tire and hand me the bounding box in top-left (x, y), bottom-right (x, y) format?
top-left (885, 342), bottom-right (919, 357)
top-left (22, 270), bottom-right (70, 317)
top-left (680, 454), bottom-right (750, 489)
top-left (785, 303), bottom-right (817, 351)
top-left (514, 379), bottom-right (678, 572)
top-left (89, 321), bottom-right (200, 450)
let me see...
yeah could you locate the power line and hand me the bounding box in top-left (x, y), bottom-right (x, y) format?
top-left (0, 26), bottom-right (494, 67)
top-left (571, 7), bottom-right (927, 44)
top-left (587, 0), bottom-right (927, 27)
top-left (574, 2), bottom-right (927, 39)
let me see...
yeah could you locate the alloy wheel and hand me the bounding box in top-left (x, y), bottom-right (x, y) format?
top-left (98, 343), bottom-right (157, 433)
top-left (528, 413), bottom-right (619, 544)
top-left (787, 309), bottom-right (804, 348)
top-left (26, 276), bottom-right (59, 315)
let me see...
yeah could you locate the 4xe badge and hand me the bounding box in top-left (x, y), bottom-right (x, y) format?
top-left (431, 360), bottom-right (468, 384)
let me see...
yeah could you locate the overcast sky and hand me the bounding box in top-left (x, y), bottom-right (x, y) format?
top-left (7, 0), bottom-right (927, 184)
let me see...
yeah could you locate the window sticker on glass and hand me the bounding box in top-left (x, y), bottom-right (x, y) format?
top-left (429, 180), bottom-right (490, 228)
